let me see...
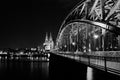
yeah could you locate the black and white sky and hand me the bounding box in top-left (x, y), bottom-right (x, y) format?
top-left (0, 0), bottom-right (83, 48)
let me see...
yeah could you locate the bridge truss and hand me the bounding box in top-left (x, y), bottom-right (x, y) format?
top-left (55, 0), bottom-right (120, 55)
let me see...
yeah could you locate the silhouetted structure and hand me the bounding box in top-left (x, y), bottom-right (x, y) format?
top-left (51, 0), bottom-right (120, 76)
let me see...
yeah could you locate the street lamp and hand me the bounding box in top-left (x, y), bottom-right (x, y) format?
top-left (93, 34), bottom-right (99, 51)
top-left (72, 42), bottom-right (76, 46)
top-left (93, 34), bottom-right (99, 39)
top-left (72, 42), bottom-right (76, 51)
top-left (64, 45), bottom-right (67, 48)
top-left (88, 48), bottom-right (91, 52)
top-left (83, 46), bottom-right (86, 52)
top-left (64, 45), bottom-right (67, 51)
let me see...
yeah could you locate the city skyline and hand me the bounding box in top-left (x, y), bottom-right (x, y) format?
top-left (0, 0), bottom-right (120, 80)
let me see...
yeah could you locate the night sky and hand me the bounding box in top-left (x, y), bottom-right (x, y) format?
top-left (0, 0), bottom-right (82, 48)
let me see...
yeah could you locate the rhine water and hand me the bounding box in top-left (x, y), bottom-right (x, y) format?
top-left (0, 55), bottom-right (119, 80)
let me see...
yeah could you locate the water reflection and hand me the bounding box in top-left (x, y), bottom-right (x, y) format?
top-left (0, 56), bottom-right (49, 62)
top-left (0, 58), bottom-right (49, 80)
top-left (86, 66), bottom-right (120, 80)
top-left (87, 67), bottom-right (93, 80)
top-left (0, 55), bottom-right (120, 80)
top-left (30, 62), bottom-right (49, 79)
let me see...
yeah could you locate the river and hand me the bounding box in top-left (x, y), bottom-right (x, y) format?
top-left (0, 56), bottom-right (119, 80)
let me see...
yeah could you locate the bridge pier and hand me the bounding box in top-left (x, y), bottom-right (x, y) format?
top-left (51, 52), bottom-right (120, 76)
top-left (49, 52), bottom-right (87, 80)
top-left (104, 57), bottom-right (107, 72)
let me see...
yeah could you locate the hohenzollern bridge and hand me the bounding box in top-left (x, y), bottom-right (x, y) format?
top-left (51, 0), bottom-right (120, 76)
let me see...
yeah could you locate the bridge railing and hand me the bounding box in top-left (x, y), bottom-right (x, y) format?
top-left (51, 50), bottom-right (120, 75)
top-left (54, 51), bottom-right (120, 57)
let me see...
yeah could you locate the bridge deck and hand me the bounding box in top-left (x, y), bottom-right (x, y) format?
top-left (51, 51), bottom-right (120, 76)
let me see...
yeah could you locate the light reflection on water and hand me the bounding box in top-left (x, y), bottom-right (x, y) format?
top-left (87, 67), bottom-right (93, 80)
top-left (86, 66), bottom-right (120, 80)
top-left (0, 56), bottom-right (49, 61)
top-left (0, 57), bottom-right (49, 80)
top-left (30, 62), bottom-right (49, 80)
top-left (0, 56), bottom-right (120, 80)
top-left (30, 61), bottom-right (49, 79)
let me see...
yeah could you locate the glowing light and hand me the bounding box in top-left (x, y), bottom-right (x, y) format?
top-left (64, 45), bottom-right (67, 48)
top-left (31, 48), bottom-right (36, 51)
top-left (72, 42), bottom-right (76, 46)
top-left (83, 46), bottom-right (86, 49)
top-left (48, 53), bottom-right (50, 58)
top-left (0, 51), bottom-right (2, 54)
top-left (84, 50), bottom-right (86, 52)
top-left (19, 52), bottom-right (23, 54)
top-left (115, 46), bottom-right (117, 49)
top-left (47, 59), bottom-right (49, 61)
top-left (45, 45), bottom-right (50, 50)
top-left (5, 56), bottom-right (7, 59)
top-left (87, 67), bottom-right (93, 80)
top-left (93, 34), bottom-right (99, 39)
top-left (88, 49), bottom-right (91, 52)
top-left (96, 47), bottom-right (98, 51)
top-left (30, 57), bottom-right (33, 60)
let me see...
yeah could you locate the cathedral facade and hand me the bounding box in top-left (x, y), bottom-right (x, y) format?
top-left (43, 33), bottom-right (54, 51)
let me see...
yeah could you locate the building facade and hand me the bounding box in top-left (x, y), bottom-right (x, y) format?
top-left (43, 33), bottom-right (54, 51)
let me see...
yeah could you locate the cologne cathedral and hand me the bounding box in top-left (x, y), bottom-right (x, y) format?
top-left (43, 32), bottom-right (54, 51)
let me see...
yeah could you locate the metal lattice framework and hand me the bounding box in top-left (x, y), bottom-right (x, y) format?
top-left (55, 0), bottom-right (120, 52)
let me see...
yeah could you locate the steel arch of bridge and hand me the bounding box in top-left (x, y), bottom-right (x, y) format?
top-left (55, 0), bottom-right (120, 52)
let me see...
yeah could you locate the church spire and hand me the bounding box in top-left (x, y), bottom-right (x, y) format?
top-left (43, 32), bottom-right (54, 51)
top-left (45, 32), bottom-right (48, 42)
top-left (49, 32), bottom-right (53, 41)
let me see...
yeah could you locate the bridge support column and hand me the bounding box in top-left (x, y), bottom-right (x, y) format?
top-left (104, 57), bottom-right (107, 72)
top-left (88, 55), bottom-right (90, 65)
top-left (118, 35), bottom-right (120, 50)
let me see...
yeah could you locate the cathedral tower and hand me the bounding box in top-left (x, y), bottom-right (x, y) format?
top-left (43, 32), bottom-right (54, 51)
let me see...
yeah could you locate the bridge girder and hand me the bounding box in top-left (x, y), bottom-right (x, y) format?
top-left (57, 0), bottom-right (120, 39)
top-left (56, 0), bottom-right (120, 51)
top-left (57, 21), bottom-right (120, 52)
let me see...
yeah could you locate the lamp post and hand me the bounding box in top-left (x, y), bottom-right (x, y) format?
top-left (72, 42), bottom-right (76, 51)
top-left (93, 34), bottom-right (99, 39)
top-left (64, 45), bottom-right (67, 51)
top-left (93, 34), bottom-right (99, 51)
top-left (72, 42), bottom-right (76, 46)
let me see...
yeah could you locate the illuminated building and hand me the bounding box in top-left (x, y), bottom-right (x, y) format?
top-left (43, 32), bottom-right (54, 51)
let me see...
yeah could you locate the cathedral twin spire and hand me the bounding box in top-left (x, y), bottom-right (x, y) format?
top-left (45, 32), bottom-right (53, 43)
top-left (45, 32), bottom-right (48, 42)
top-left (44, 32), bottom-right (54, 51)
